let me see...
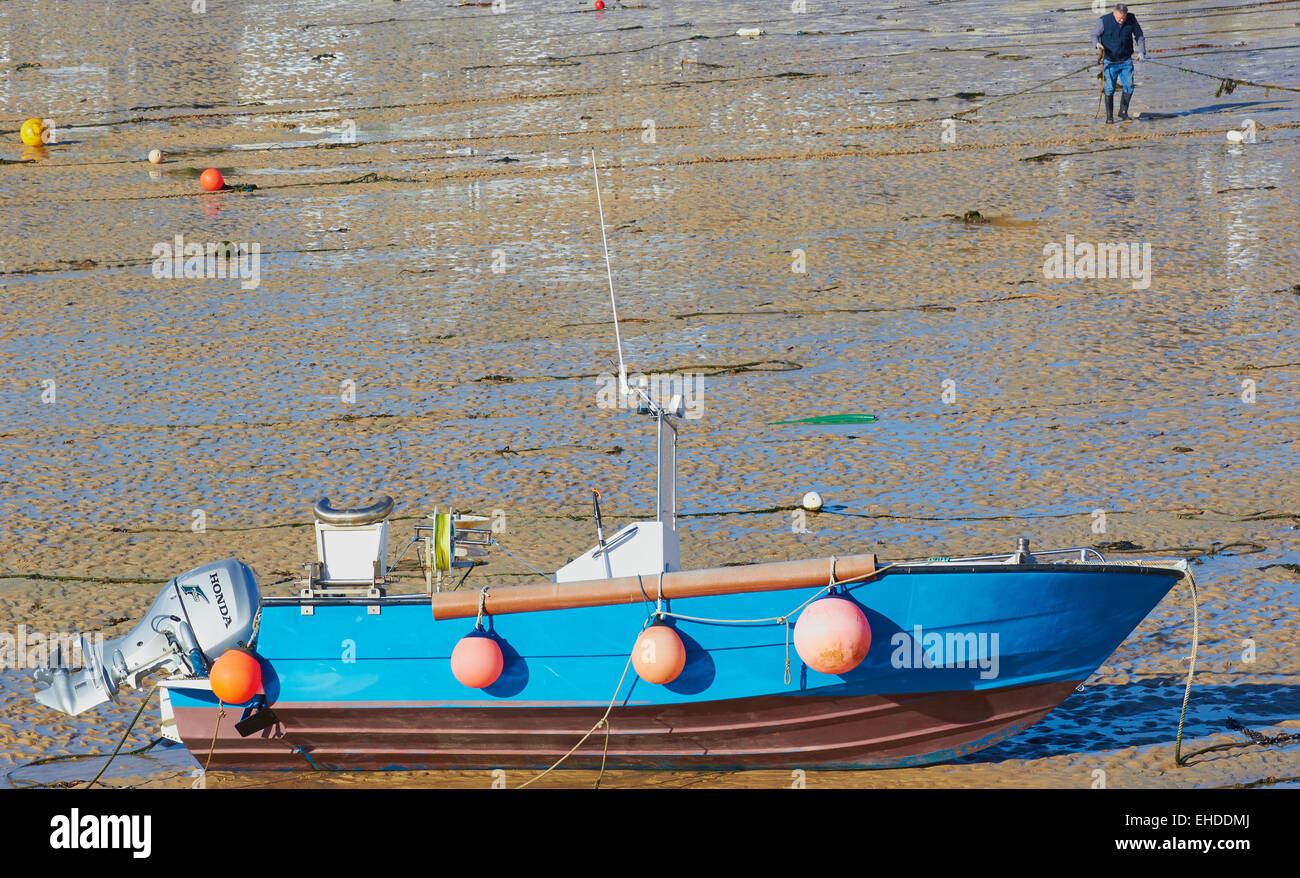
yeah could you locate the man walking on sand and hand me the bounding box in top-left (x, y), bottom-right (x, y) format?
top-left (1092, 3), bottom-right (1147, 123)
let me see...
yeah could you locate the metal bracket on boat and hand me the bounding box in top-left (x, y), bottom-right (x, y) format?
top-left (1006, 537), bottom-right (1036, 565)
top-left (301, 559), bottom-right (388, 593)
top-left (235, 700), bottom-right (280, 738)
top-left (313, 495), bottom-right (394, 526)
top-left (592, 524), bottom-right (639, 558)
top-left (917, 541), bottom-right (1108, 567)
top-left (300, 560), bottom-right (387, 615)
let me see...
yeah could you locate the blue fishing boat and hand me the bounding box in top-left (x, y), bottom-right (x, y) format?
top-left (30, 407), bottom-right (1188, 772)
top-left (30, 153), bottom-right (1190, 773)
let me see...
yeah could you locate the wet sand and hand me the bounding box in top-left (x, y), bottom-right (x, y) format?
top-left (0, 0), bottom-right (1297, 788)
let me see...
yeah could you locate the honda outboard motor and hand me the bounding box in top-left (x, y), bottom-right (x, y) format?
top-left (33, 558), bottom-right (259, 716)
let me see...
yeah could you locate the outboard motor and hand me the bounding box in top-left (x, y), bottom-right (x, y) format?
top-left (33, 558), bottom-right (259, 716)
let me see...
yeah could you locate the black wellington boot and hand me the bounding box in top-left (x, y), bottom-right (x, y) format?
top-left (1104, 93), bottom-right (1115, 124)
top-left (1118, 91), bottom-right (1132, 121)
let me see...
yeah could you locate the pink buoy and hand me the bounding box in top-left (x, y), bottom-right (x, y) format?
top-left (793, 596), bottom-right (871, 675)
top-left (450, 632), bottom-right (504, 688)
top-left (632, 625), bottom-right (686, 684)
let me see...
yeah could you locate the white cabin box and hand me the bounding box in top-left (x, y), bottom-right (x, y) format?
top-left (555, 520), bottom-right (680, 582)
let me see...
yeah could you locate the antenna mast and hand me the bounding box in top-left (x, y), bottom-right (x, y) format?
top-left (591, 148), bottom-right (630, 397)
top-left (588, 149), bottom-right (681, 535)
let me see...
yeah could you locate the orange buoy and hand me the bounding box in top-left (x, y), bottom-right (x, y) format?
top-left (632, 624), bottom-right (686, 684)
top-left (199, 168), bottom-right (224, 191)
top-left (451, 632), bottom-right (503, 688)
top-left (793, 596), bottom-right (871, 675)
top-left (20, 118), bottom-right (45, 147)
top-left (209, 647), bottom-right (263, 704)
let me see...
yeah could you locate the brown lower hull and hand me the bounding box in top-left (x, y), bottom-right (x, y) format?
top-left (174, 680), bottom-right (1080, 771)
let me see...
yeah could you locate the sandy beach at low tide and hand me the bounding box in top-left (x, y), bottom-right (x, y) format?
top-left (0, 0), bottom-right (1296, 787)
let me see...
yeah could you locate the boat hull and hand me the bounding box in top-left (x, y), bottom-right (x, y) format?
top-left (162, 562), bottom-right (1183, 772)
top-left (172, 679), bottom-right (1081, 771)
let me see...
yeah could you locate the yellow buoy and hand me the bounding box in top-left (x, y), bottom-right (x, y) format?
top-left (20, 118), bottom-right (45, 147)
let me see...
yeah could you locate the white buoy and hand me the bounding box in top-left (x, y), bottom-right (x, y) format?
top-left (147, 149), bottom-right (163, 164)
top-left (1226, 130), bottom-right (1244, 143)
top-left (801, 491), bottom-right (823, 512)
top-left (736, 27), bottom-right (765, 37)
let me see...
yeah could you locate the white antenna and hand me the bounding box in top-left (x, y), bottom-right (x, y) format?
top-left (591, 148), bottom-right (630, 397)
top-left (588, 150), bottom-right (680, 538)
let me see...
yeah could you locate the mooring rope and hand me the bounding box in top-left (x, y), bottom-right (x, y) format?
top-left (1152, 561), bottom-right (1300, 766)
top-left (516, 561), bottom-right (892, 787)
top-left (86, 685), bottom-right (160, 789)
top-left (248, 607), bottom-right (263, 650)
top-left (1145, 57), bottom-right (1300, 95)
top-left (201, 702), bottom-right (227, 777)
top-left (7, 734), bottom-right (164, 789)
top-left (953, 61), bottom-right (1098, 119)
top-left (1174, 720), bottom-right (1300, 765)
top-left (1174, 566), bottom-right (1200, 767)
top-left (515, 621), bottom-right (644, 790)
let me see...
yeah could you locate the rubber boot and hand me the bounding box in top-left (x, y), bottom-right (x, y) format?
top-left (1104, 93), bottom-right (1115, 124)
top-left (1118, 91), bottom-right (1132, 121)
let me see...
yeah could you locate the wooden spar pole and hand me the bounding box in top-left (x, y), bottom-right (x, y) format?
top-left (430, 553), bottom-right (878, 621)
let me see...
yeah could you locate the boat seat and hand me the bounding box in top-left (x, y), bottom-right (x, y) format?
top-left (311, 496), bottom-right (393, 587)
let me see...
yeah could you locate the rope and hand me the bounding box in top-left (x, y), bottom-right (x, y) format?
top-left (248, 607), bottom-right (262, 650)
top-left (475, 587), bottom-right (489, 630)
top-left (86, 685), bottom-right (159, 789)
top-left (658, 563), bottom-right (895, 626)
top-left (6, 736), bottom-right (164, 789)
top-left (1145, 57), bottom-right (1300, 95)
top-left (515, 623), bottom-right (643, 789)
top-left (201, 703), bottom-right (227, 778)
top-left (489, 537), bottom-right (552, 580)
top-left (783, 620), bottom-right (792, 686)
top-left (1170, 563), bottom-right (1299, 765)
top-left (1173, 566), bottom-right (1200, 766)
top-left (519, 560), bottom-right (890, 786)
top-left (953, 61), bottom-right (1098, 119)
top-left (1175, 721), bottom-right (1300, 766)
top-left (594, 718), bottom-right (614, 790)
